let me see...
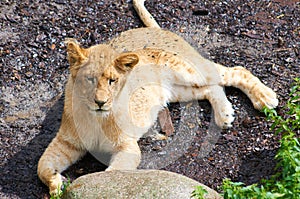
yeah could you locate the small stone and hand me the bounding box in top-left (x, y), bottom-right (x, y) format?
top-left (285, 57), bottom-right (294, 63)
top-left (50, 43), bottom-right (56, 50)
top-left (25, 71), bottom-right (33, 78)
top-left (4, 116), bottom-right (18, 123)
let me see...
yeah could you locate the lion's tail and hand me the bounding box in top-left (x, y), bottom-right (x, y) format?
top-left (133, 0), bottom-right (160, 28)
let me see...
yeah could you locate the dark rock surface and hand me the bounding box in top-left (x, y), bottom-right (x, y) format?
top-left (0, 0), bottom-right (299, 198)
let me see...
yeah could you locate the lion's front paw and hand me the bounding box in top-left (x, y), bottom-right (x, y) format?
top-left (252, 85), bottom-right (278, 110)
top-left (49, 172), bottom-right (63, 196)
top-left (214, 102), bottom-right (235, 129)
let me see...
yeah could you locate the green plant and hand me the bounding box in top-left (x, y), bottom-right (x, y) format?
top-left (222, 179), bottom-right (284, 199)
top-left (50, 177), bottom-right (71, 199)
top-left (192, 78), bottom-right (300, 199)
top-left (222, 78), bottom-right (300, 199)
top-left (191, 185), bottom-right (208, 199)
top-left (261, 77), bottom-right (300, 199)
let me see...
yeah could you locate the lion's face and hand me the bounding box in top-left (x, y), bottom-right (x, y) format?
top-left (65, 39), bottom-right (139, 115)
top-left (78, 64), bottom-right (121, 112)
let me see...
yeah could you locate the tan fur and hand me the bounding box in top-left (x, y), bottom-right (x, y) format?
top-left (38, 0), bottom-right (278, 195)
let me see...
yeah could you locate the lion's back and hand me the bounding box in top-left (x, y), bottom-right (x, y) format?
top-left (109, 28), bottom-right (198, 58)
top-left (109, 28), bottom-right (221, 85)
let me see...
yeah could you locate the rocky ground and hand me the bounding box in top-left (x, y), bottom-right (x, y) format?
top-left (0, 0), bottom-right (299, 198)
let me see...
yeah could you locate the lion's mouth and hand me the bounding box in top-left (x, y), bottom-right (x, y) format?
top-left (87, 105), bottom-right (110, 113)
top-left (95, 108), bottom-right (109, 112)
top-left (90, 106), bottom-right (110, 112)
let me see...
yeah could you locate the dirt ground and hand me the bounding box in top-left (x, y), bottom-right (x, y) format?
top-left (0, 0), bottom-right (299, 198)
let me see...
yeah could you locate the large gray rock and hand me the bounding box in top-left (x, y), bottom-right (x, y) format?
top-left (63, 170), bottom-right (222, 199)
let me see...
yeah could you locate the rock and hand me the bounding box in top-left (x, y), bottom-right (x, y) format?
top-left (158, 107), bottom-right (175, 136)
top-left (63, 170), bottom-right (222, 199)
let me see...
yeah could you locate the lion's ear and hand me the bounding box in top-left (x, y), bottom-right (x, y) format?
top-left (64, 38), bottom-right (89, 76)
top-left (114, 53), bottom-right (139, 73)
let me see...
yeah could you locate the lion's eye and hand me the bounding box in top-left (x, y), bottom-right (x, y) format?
top-left (108, 79), bottom-right (116, 85)
top-left (86, 77), bottom-right (96, 84)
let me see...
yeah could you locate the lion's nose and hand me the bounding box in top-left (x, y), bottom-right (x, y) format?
top-left (95, 100), bottom-right (106, 108)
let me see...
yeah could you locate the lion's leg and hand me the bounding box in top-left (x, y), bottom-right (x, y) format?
top-left (38, 131), bottom-right (85, 195)
top-left (133, 0), bottom-right (160, 28)
top-left (106, 138), bottom-right (141, 171)
top-left (171, 85), bottom-right (235, 128)
top-left (216, 64), bottom-right (278, 110)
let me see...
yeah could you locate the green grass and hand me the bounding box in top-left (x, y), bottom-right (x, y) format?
top-left (192, 78), bottom-right (300, 199)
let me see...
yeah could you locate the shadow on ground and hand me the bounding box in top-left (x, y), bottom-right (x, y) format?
top-left (0, 96), bottom-right (63, 198)
top-left (0, 90), bottom-right (276, 199)
top-left (0, 93), bottom-right (279, 198)
top-left (0, 96), bottom-right (106, 198)
top-left (236, 149), bottom-right (278, 185)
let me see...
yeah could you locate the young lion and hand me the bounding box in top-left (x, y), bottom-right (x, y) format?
top-left (38, 0), bottom-right (278, 195)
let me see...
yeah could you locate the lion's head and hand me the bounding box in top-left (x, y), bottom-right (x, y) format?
top-left (65, 38), bottom-right (139, 115)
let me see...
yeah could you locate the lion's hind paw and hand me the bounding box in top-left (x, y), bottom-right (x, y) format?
top-left (252, 85), bottom-right (278, 110)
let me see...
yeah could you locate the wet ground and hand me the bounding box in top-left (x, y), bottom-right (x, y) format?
top-left (0, 0), bottom-right (299, 198)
